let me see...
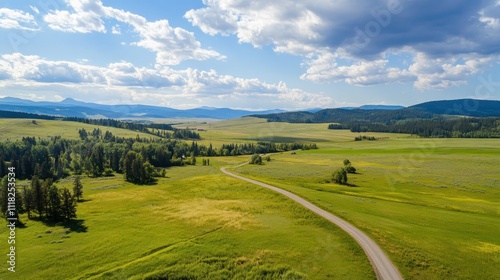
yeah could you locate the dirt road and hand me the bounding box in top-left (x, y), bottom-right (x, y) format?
top-left (221, 166), bottom-right (403, 280)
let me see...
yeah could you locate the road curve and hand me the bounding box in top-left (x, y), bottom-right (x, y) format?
top-left (221, 165), bottom-right (403, 280)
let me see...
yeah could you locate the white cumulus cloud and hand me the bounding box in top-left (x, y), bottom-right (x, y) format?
top-left (187, 0), bottom-right (500, 90)
top-left (0, 8), bottom-right (38, 31)
top-left (43, 0), bottom-right (224, 65)
top-left (0, 53), bottom-right (333, 110)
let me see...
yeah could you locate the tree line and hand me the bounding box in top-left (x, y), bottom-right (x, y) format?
top-left (0, 111), bottom-right (201, 140)
top-left (64, 117), bottom-right (200, 140)
top-left (0, 110), bottom-right (56, 120)
top-left (329, 117), bottom-right (500, 138)
top-left (0, 131), bottom-right (318, 184)
top-left (253, 108), bottom-right (435, 124)
top-left (216, 142), bottom-right (317, 156)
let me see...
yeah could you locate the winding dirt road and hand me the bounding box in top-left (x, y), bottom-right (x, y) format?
top-left (221, 165), bottom-right (403, 280)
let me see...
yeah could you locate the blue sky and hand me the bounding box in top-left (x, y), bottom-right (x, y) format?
top-left (0, 0), bottom-right (500, 110)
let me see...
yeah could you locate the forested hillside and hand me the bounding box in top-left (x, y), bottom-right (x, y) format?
top-left (253, 99), bottom-right (500, 138)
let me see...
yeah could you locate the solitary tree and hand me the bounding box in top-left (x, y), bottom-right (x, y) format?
top-left (332, 168), bottom-right (348, 185)
top-left (250, 154), bottom-right (262, 165)
top-left (73, 176), bottom-right (83, 202)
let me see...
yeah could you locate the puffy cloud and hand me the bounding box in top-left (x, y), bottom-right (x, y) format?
top-left (301, 53), bottom-right (414, 85)
top-left (187, 0), bottom-right (500, 89)
top-left (106, 62), bottom-right (184, 87)
top-left (2, 53), bottom-right (105, 83)
top-left (0, 8), bottom-right (38, 31)
top-left (0, 53), bottom-right (332, 109)
top-left (301, 51), bottom-right (498, 89)
top-left (131, 19), bottom-right (224, 65)
top-left (186, 1), bottom-right (324, 55)
top-left (409, 53), bottom-right (496, 90)
top-left (43, 0), bottom-right (224, 65)
top-left (43, 0), bottom-right (106, 33)
top-left (184, 3), bottom-right (238, 36)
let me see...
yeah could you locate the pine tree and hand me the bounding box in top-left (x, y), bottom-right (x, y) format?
top-left (31, 176), bottom-right (46, 218)
top-left (23, 185), bottom-right (34, 219)
top-left (60, 188), bottom-right (77, 221)
top-left (0, 176), bottom-right (7, 216)
top-left (142, 161), bottom-right (155, 184)
top-left (0, 154), bottom-right (6, 178)
top-left (47, 184), bottom-right (62, 221)
top-left (90, 144), bottom-right (105, 177)
top-left (73, 176), bottom-right (83, 202)
top-left (41, 179), bottom-right (53, 216)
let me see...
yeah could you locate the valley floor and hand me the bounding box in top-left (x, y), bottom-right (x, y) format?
top-left (1, 117), bottom-right (499, 279)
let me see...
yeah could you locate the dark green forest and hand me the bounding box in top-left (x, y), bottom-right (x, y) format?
top-left (329, 117), bottom-right (500, 138)
top-left (0, 127), bottom-right (317, 183)
top-left (253, 107), bottom-right (500, 138)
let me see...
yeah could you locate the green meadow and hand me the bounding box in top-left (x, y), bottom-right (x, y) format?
top-left (222, 121), bottom-right (500, 279)
top-left (180, 117), bottom-right (500, 279)
top-left (0, 117), bottom-right (499, 279)
top-left (0, 119), bottom-right (157, 141)
top-left (0, 164), bottom-right (374, 280)
top-left (178, 117), bottom-right (409, 148)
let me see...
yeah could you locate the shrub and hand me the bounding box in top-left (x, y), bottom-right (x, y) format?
top-left (332, 168), bottom-right (348, 184)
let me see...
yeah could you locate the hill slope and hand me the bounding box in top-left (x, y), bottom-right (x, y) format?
top-left (409, 99), bottom-right (500, 117)
top-left (253, 99), bottom-right (500, 123)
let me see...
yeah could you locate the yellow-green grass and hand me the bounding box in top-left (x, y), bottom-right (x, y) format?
top-left (0, 119), bottom-right (157, 141)
top-left (0, 162), bottom-right (374, 280)
top-left (230, 139), bottom-right (500, 279)
top-left (176, 117), bottom-right (412, 147)
top-left (2, 116), bottom-right (499, 279)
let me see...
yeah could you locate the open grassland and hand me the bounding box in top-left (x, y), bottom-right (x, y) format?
top-left (175, 117), bottom-right (411, 147)
top-left (1, 117), bottom-right (499, 279)
top-left (230, 139), bottom-right (500, 279)
top-left (0, 163), bottom-right (374, 280)
top-left (0, 119), bottom-right (157, 141)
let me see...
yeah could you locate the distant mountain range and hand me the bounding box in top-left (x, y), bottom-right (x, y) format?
top-left (0, 97), bottom-right (284, 119)
top-left (340, 105), bottom-right (405, 110)
top-left (251, 99), bottom-right (500, 124)
top-left (0, 97), bottom-right (498, 120)
top-left (409, 99), bottom-right (500, 117)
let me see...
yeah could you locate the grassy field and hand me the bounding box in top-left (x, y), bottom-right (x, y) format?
top-left (177, 117), bottom-right (500, 279)
top-left (1, 117), bottom-right (499, 279)
top-left (229, 139), bottom-right (500, 279)
top-left (0, 161), bottom-right (374, 280)
top-left (175, 117), bottom-right (412, 148)
top-left (0, 119), bottom-right (157, 141)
